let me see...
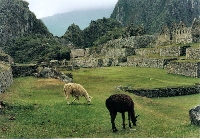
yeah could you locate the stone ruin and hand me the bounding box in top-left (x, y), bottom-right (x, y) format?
top-left (157, 18), bottom-right (200, 46)
top-left (67, 42), bottom-right (200, 78)
top-left (64, 19), bottom-right (200, 78)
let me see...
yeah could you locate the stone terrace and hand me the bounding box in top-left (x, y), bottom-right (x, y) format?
top-left (69, 42), bottom-right (200, 78)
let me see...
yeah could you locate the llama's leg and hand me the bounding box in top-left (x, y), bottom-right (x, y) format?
top-left (65, 92), bottom-right (70, 105)
top-left (122, 112), bottom-right (126, 129)
top-left (71, 97), bottom-right (77, 104)
top-left (128, 112), bottom-right (132, 128)
top-left (110, 112), bottom-right (117, 132)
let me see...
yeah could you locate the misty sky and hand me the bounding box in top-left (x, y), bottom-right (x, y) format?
top-left (26, 0), bottom-right (118, 19)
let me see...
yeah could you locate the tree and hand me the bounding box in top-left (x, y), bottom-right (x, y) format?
top-left (63, 23), bottom-right (83, 48)
top-left (82, 18), bottom-right (122, 48)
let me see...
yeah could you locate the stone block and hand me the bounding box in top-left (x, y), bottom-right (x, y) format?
top-left (186, 47), bottom-right (200, 60)
top-left (189, 105), bottom-right (200, 126)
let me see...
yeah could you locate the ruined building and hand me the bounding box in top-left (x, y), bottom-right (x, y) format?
top-left (157, 18), bottom-right (200, 46)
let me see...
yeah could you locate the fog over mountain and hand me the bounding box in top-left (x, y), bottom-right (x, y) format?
top-left (41, 8), bottom-right (114, 36)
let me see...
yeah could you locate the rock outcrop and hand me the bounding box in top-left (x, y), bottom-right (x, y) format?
top-left (0, 0), bottom-right (50, 46)
top-left (38, 67), bottom-right (72, 83)
top-left (189, 105), bottom-right (200, 126)
top-left (111, 0), bottom-right (200, 34)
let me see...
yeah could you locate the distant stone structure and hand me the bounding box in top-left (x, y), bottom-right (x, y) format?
top-left (157, 18), bottom-right (200, 46)
top-left (171, 21), bottom-right (192, 44)
top-left (70, 49), bottom-right (86, 58)
top-left (67, 24), bottom-right (200, 78)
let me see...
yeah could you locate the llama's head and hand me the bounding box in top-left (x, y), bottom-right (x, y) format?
top-left (64, 83), bottom-right (73, 92)
top-left (132, 115), bottom-right (139, 126)
top-left (87, 96), bottom-right (93, 104)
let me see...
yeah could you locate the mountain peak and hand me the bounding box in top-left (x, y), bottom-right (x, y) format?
top-left (0, 0), bottom-right (51, 46)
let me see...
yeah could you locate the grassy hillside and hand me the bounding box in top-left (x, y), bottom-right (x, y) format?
top-left (0, 67), bottom-right (199, 138)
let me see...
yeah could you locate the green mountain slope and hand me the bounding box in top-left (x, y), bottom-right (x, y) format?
top-left (0, 0), bottom-right (70, 63)
top-left (111, 0), bottom-right (200, 34)
top-left (0, 0), bottom-right (51, 46)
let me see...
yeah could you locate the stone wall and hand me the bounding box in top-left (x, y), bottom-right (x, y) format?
top-left (0, 68), bottom-right (13, 93)
top-left (135, 48), bottom-right (160, 56)
top-left (186, 46), bottom-right (200, 60)
top-left (134, 45), bottom-right (190, 57)
top-left (11, 64), bottom-right (38, 78)
top-left (100, 47), bottom-right (135, 58)
top-left (125, 85), bottom-right (200, 98)
top-left (72, 57), bottom-right (120, 68)
top-left (167, 61), bottom-right (200, 78)
top-left (104, 35), bottom-right (156, 49)
top-left (160, 45), bottom-right (190, 57)
top-left (127, 56), bottom-right (176, 69)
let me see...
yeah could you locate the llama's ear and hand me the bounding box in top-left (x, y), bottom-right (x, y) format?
top-left (68, 84), bottom-right (72, 87)
top-left (136, 115), bottom-right (139, 119)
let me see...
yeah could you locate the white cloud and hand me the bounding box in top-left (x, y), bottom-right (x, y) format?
top-left (26, 0), bottom-right (118, 18)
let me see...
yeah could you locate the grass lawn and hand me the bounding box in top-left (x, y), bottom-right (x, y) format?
top-left (0, 66), bottom-right (199, 138)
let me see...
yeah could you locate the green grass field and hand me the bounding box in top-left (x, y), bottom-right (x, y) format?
top-left (0, 67), bottom-right (199, 138)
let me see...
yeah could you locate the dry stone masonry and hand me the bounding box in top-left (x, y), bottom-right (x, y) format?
top-left (0, 52), bottom-right (13, 93)
top-left (127, 56), bottom-right (176, 69)
top-left (186, 46), bottom-right (200, 60)
top-left (0, 68), bottom-right (13, 93)
top-left (11, 64), bottom-right (38, 78)
top-left (119, 85), bottom-right (200, 98)
top-left (160, 45), bottom-right (190, 57)
top-left (167, 61), bottom-right (200, 78)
